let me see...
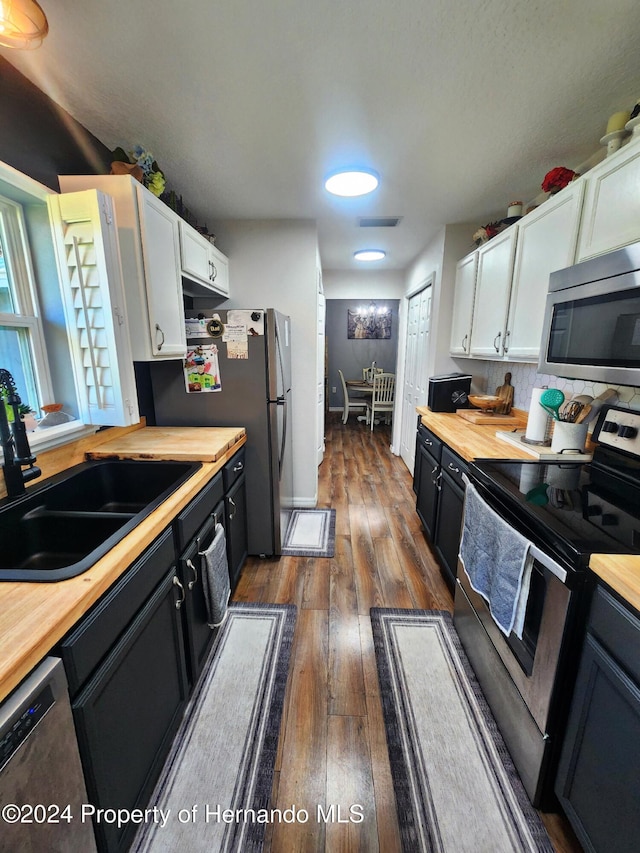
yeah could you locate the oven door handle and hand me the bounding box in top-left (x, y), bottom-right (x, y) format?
top-left (529, 544), bottom-right (567, 585)
top-left (461, 473), bottom-right (568, 585)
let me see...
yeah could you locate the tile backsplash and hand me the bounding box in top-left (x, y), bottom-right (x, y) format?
top-left (479, 361), bottom-right (640, 414)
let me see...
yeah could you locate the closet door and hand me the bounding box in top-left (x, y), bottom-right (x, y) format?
top-left (400, 282), bottom-right (432, 473)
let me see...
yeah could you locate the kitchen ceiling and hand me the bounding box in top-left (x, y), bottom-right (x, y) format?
top-left (3, 0), bottom-right (640, 271)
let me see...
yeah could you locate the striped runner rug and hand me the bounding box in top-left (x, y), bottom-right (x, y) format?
top-left (133, 602), bottom-right (296, 852)
top-left (371, 608), bottom-right (554, 853)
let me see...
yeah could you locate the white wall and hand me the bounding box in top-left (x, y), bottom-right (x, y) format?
top-left (322, 269), bottom-right (405, 299)
top-left (212, 218), bottom-right (320, 507)
top-left (391, 225), bottom-right (476, 455)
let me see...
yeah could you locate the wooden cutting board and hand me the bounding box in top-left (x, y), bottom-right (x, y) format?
top-left (456, 410), bottom-right (520, 425)
top-left (86, 426), bottom-right (246, 462)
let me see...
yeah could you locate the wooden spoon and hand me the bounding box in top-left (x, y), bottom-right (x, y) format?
top-left (574, 404), bottom-right (592, 424)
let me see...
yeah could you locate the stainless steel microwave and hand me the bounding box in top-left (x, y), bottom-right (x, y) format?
top-left (538, 242), bottom-right (640, 387)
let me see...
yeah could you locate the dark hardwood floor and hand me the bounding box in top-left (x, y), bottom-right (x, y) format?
top-left (233, 412), bottom-right (583, 852)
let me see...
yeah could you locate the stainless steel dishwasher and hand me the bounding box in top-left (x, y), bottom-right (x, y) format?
top-left (0, 656), bottom-right (97, 852)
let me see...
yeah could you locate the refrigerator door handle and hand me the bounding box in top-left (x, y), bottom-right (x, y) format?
top-left (277, 394), bottom-right (287, 478)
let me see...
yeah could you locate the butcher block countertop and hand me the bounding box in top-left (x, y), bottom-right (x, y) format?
top-left (86, 426), bottom-right (246, 461)
top-left (0, 425), bottom-right (246, 703)
top-left (415, 406), bottom-right (532, 461)
top-left (416, 406), bottom-right (640, 612)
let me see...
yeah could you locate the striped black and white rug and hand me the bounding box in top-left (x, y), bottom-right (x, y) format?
top-left (133, 602), bottom-right (296, 853)
top-left (371, 608), bottom-right (554, 853)
top-left (281, 508), bottom-right (336, 557)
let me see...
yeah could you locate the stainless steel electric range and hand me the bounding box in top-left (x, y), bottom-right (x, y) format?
top-left (454, 404), bottom-right (640, 809)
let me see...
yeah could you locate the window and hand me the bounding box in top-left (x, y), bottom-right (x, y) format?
top-left (0, 194), bottom-right (53, 415)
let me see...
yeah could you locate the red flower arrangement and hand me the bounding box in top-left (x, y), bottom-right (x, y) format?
top-left (541, 166), bottom-right (577, 195)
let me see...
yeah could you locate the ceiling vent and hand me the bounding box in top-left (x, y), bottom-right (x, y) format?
top-left (358, 216), bottom-right (402, 228)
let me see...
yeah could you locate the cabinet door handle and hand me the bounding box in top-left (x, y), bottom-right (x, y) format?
top-left (462, 333), bottom-right (468, 351)
top-left (173, 575), bottom-right (186, 609)
top-left (493, 331), bottom-right (502, 353)
top-left (186, 558), bottom-right (198, 590)
top-left (434, 471), bottom-right (442, 491)
top-left (448, 462), bottom-right (460, 474)
top-left (503, 330), bottom-right (510, 353)
top-left (209, 260), bottom-right (217, 281)
top-left (233, 461), bottom-right (244, 473)
top-left (430, 465), bottom-right (440, 486)
top-left (155, 323), bottom-right (165, 351)
top-left (227, 496), bottom-right (236, 519)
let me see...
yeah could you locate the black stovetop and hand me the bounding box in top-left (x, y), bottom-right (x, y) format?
top-left (470, 445), bottom-right (640, 571)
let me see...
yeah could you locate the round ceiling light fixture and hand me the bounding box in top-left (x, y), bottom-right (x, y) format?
top-left (354, 249), bottom-right (386, 262)
top-left (0, 0), bottom-right (49, 49)
top-left (324, 168), bottom-right (379, 197)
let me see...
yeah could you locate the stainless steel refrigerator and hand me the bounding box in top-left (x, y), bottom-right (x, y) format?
top-left (146, 308), bottom-right (293, 556)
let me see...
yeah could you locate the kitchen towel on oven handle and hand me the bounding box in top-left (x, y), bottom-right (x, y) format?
top-left (459, 480), bottom-right (533, 639)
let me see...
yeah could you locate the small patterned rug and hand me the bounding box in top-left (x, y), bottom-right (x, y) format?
top-left (281, 508), bottom-right (336, 557)
top-left (132, 602), bottom-right (296, 853)
top-left (371, 608), bottom-right (554, 853)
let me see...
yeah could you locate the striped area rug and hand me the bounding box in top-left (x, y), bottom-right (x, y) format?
top-left (133, 603), bottom-right (296, 853)
top-left (281, 508), bottom-right (336, 557)
top-left (371, 608), bottom-right (554, 853)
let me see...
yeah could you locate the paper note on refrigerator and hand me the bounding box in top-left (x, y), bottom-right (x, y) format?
top-left (184, 344), bottom-right (222, 393)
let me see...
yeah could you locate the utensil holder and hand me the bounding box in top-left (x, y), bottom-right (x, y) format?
top-left (551, 421), bottom-right (588, 454)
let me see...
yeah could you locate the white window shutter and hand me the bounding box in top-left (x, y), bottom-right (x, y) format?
top-left (47, 189), bottom-right (139, 426)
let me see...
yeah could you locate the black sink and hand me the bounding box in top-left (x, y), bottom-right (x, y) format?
top-left (0, 460), bottom-right (201, 582)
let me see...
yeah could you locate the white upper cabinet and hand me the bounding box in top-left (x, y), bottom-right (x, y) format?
top-left (449, 252), bottom-right (477, 356)
top-left (59, 175), bottom-right (186, 360)
top-left (506, 181), bottom-right (584, 360)
top-left (179, 222), bottom-right (229, 297)
top-left (47, 190), bottom-right (139, 426)
top-left (469, 228), bottom-right (517, 358)
top-left (576, 136), bottom-right (640, 261)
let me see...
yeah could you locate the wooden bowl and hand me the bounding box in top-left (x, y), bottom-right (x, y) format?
top-left (468, 394), bottom-right (501, 410)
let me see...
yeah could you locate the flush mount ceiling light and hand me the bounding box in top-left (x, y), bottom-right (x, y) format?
top-left (354, 249), bottom-right (386, 262)
top-left (0, 0), bottom-right (49, 49)
top-left (324, 168), bottom-right (379, 197)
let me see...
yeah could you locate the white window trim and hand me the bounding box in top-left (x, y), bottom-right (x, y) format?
top-left (0, 193), bottom-right (55, 410)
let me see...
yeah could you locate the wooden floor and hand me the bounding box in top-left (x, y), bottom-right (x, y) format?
top-left (233, 413), bottom-right (583, 852)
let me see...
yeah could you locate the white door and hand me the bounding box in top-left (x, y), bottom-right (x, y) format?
top-left (400, 283), bottom-right (432, 472)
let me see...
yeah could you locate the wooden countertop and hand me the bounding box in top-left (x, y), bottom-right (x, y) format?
top-left (416, 406), bottom-right (640, 611)
top-left (589, 554), bottom-right (640, 613)
top-left (86, 426), bottom-right (246, 461)
top-left (415, 406), bottom-right (532, 461)
top-left (0, 426), bottom-right (246, 703)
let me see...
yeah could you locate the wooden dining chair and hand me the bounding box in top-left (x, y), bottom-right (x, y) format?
top-left (362, 366), bottom-right (384, 383)
top-left (338, 369), bottom-right (368, 424)
top-left (366, 373), bottom-right (395, 431)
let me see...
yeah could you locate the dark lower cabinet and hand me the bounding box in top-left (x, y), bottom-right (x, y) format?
top-left (414, 422), bottom-right (467, 592)
top-left (61, 530), bottom-right (188, 853)
top-left (433, 448), bottom-right (467, 591)
top-left (225, 472), bottom-right (248, 590)
top-left (57, 448), bottom-right (249, 853)
top-left (416, 441), bottom-right (441, 538)
top-left (178, 510), bottom-right (221, 686)
top-left (556, 583), bottom-right (640, 853)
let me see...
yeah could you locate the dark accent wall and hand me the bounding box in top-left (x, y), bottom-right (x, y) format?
top-left (0, 56), bottom-right (110, 188)
top-left (326, 298), bottom-right (400, 410)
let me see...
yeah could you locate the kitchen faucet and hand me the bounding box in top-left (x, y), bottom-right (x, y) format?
top-left (0, 368), bottom-right (41, 498)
